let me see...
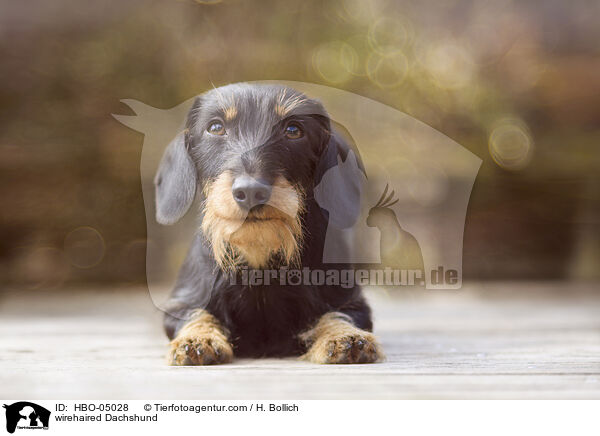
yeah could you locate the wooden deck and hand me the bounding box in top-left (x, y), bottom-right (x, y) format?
top-left (1, 282), bottom-right (599, 399)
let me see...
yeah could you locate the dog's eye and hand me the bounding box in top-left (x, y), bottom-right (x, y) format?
top-left (207, 121), bottom-right (226, 136)
top-left (285, 124), bottom-right (303, 139)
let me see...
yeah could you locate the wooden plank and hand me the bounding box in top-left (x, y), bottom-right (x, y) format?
top-left (0, 283), bottom-right (599, 399)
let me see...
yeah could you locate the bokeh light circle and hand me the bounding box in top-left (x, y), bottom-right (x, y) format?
top-left (64, 226), bottom-right (106, 268)
top-left (425, 41), bottom-right (476, 89)
top-left (489, 119), bottom-right (534, 171)
top-left (368, 17), bottom-right (412, 54)
top-left (343, 34), bottom-right (371, 76)
top-left (366, 51), bottom-right (409, 88)
top-left (340, 0), bottom-right (377, 25)
top-left (312, 42), bottom-right (355, 84)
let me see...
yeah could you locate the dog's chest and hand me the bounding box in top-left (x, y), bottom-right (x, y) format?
top-left (218, 284), bottom-right (324, 356)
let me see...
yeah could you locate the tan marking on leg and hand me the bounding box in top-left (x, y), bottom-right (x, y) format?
top-left (168, 309), bottom-right (233, 365)
top-left (300, 312), bottom-right (384, 364)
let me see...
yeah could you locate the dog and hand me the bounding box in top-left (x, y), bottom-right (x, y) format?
top-left (156, 83), bottom-right (383, 364)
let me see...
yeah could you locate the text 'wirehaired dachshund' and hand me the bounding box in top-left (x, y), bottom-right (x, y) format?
top-left (157, 83), bottom-right (383, 365)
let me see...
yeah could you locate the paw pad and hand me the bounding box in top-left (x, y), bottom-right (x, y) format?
top-left (304, 331), bottom-right (383, 364)
top-left (169, 336), bottom-right (233, 366)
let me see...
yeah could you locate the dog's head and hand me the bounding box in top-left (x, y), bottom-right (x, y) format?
top-left (155, 83), bottom-right (361, 270)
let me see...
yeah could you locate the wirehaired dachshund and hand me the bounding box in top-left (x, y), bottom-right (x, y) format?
top-left (156, 83), bottom-right (383, 364)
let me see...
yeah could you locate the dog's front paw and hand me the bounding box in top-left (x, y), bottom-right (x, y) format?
top-left (300, 313), bottom-right (383, 364)
top-left (169, 335), bottom-right (233, 366)
top-left (304, 331), bottom-right (382, 364)
top-left (168, 310), bottom-right (233, 366)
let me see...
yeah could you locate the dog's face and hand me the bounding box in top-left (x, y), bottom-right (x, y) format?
top-left (155, 84), bottom-right (334, 270)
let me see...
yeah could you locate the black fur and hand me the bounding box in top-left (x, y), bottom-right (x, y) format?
top-left (160, 83), bottom-right (372, 357)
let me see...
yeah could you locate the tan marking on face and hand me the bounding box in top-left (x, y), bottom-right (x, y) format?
top-left (275, 89), bottom-right (308, 118)
top-left (223, 106), bottom-right (237, 121)
top-left (275, 103), bottom-right (288, 117)
top-left (212, 88), bottom-right (237, 121)
top-left (201, 172), bottom-right (304, 270)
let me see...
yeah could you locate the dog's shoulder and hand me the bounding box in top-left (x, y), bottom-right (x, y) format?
top-left (170, 235), bottom-right (224, 302)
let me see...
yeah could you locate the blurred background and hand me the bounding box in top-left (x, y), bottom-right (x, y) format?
top-left (1, 0), bottom-right (599, 291)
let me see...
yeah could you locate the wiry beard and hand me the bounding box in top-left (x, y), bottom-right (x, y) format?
top-left (201, 172), bottom-right (304, 271)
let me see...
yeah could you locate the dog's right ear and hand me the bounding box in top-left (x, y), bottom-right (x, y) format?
top-left (154, 130), bottom-right (197, 225)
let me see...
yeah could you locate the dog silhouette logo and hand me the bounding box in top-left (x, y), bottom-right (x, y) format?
top-left (366, 183), bottom-right (424, 273)
top-left (113, 80), bottom-right (482, 309)
top-left (3, 402), bottom-right (50, 433)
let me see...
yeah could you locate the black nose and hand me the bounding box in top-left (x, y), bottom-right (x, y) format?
top-left (232, 175), bottom-right (272, 210)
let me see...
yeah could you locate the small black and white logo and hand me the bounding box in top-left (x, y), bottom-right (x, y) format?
top-left (3, 402), bottom-right (50, 434)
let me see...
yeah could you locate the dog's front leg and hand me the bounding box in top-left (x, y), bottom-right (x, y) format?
top-left (299, 312), bottom-right (383, 364)
top-left (168, 309), bottom-right (233, 366)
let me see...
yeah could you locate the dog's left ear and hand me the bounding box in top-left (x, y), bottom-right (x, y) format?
top-left (154, 129), bottom-right (197, 225)
top-left (314, 121), bottom-right (366, 229)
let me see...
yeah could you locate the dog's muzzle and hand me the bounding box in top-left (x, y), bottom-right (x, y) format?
top-left (202, 172), bottom-right (304, 270)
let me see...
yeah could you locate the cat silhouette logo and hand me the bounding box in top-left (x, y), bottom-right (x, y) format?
top-left (3, 402), bottom-right (50, 433)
